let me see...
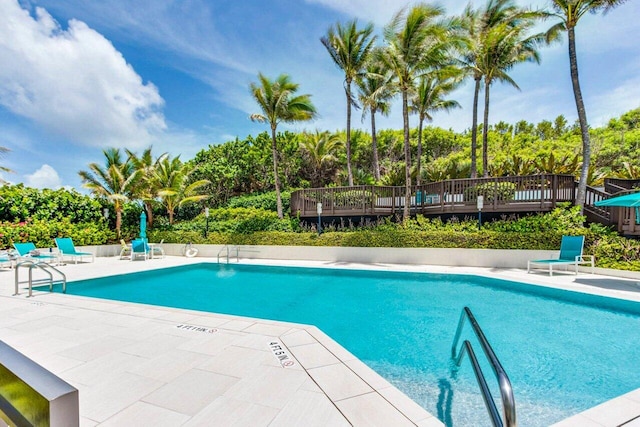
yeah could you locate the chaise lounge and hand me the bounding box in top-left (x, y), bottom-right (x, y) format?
top-left (130, 239), bottom-right (150, 261)
top-left (13, 242), bottom-right (58, 264)
top-left (54, 237), bottom-right (94, 264)
top-left (527, 235), bottom-right (594, 276)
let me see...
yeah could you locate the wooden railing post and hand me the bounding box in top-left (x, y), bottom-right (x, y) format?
top-left (392, 186), bottom-right (396, 216)
top-left (552, 175), bottom-right (558, 208)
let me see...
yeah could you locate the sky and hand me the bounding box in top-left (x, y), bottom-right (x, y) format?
top-left (0, 0), bottom-right (639, 190)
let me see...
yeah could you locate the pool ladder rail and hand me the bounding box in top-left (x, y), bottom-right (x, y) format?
top-left (451, 306), bottom-right (516, 427)
top-left (217, 245), bottom-right (239, 264)
top-left (14, 260), bottom-right (67, 297)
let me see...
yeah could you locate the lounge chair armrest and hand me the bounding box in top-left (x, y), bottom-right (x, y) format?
top-left (576, 255), bottom-right (594, 264)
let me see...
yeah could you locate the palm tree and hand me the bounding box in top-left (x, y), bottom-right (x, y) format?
top-left (126, 147), bottom-right (167, 228)
top-left (250, 73), bottom-right (317, 218)
top-left (299, 130), bottom-right (344, 187)
top-left (410, 73), bottom-right (461, 185)
top-left (458, 0), bottom-right (526, 178)
top-left (321, 20), bottom-right (376, 186)
top-left (546, 0), bottom-right (628, 208)
top-left (479, 16), bottom-right (545, 177)
top-left (155, 156), bottom-right (210, 224)
top-left (380, 4), bottom-right (449, 220)
top-left (78, 148), bottom-right (138, 237)
top-left (357, 52), bottom-right (396, 182)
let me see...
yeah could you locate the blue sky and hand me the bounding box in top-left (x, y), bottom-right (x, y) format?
top-left (1, 0), bottom-right (639, 190)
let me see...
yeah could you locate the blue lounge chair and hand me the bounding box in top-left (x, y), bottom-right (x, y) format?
top-left (527, 235), bottom-right (594, 276)
top-left (130, 238), bottom-right (149, 261)
top-left (55, 237), bottom-right (94, 264)
top-left (13, 242), bottom-right (58, 264)
top-left (0, 251), bottom-right (13, 269)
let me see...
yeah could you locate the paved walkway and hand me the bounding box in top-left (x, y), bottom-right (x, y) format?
top-left (1, 256), bottom-right (639, 426)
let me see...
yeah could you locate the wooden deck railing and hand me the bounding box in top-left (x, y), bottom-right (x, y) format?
top-left (584, 185), bottom-right (611, 224)
top-left (291, 174), bottom-right (576, 218)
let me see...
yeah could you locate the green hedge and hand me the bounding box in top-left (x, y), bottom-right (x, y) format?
top-left (148, 229), bottom-right (564, 249)
top-left (0, 218), bottom-right (115, 249)
top-left (0, 184), bottom-right (104, 222)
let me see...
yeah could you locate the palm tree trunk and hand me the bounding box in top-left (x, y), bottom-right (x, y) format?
top-left (116, 207), bottom-right (122, 238)
top-left (470, 77), bottom-right (481, 178)
top-left (568, 26), bottom-right (589, 209)
top-left (371, 110), bottom-right (380, 182)
top-left (271, 127), bottom-right (283, 218)
top-left (145, 201), bottom-right (153, 227)
top-left (416, 115), bottom-right (424, 187)
top-left (482, 80), bottom-right (491, 178)
top-left (402, 90), bottom-right (411, 221)
top-left (345, 79), bottom-right (354, 186)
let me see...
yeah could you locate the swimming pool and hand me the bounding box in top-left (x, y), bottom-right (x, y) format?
top-left (50, 263), bottom-right (640, 426)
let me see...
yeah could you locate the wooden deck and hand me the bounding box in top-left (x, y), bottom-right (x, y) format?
top-left (291, 175), bottom-right (640, 236)
top-left (291, 174), bottom-right (576, 218)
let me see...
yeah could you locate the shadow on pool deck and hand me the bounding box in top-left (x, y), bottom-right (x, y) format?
top-left (574, 277), bottom-right (640, 293)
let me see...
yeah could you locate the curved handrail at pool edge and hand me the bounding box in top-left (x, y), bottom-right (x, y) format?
top-left (451, 306), bottom-right (516, 427)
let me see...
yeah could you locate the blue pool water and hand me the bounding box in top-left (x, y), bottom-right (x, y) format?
top-left (51, 264), bottom-right (640, 426)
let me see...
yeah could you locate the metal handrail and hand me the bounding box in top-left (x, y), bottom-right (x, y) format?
top-left (216, 245), bottom-right (238, 264)
top-left (14, 260), bottom-right (66, 297)
top-left (451, 307), bottom-right (516, 427)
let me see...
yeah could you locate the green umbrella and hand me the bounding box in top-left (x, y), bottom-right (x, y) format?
top-left (594, 192), bottom-right (640, 207)
top-left (596, 191), bottom-right (640, 228)
top-left (139, 211), bottom-right (147, 239)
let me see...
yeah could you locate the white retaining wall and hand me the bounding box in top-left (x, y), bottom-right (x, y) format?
top-left (72, 244), bottom-right (640, 279)
top-left (84, 243), bottom-right (557, 268)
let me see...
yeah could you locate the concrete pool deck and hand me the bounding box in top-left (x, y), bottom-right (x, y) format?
top-left (0, 256), bottom-right (639, 426)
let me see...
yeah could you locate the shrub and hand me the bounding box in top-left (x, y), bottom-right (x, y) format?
top-left (484, 204), bottom-right (586, 233)
top-left (463, 182), bottom-right (516, 202)
top-left (0, 184), bottom-right (103, 222)
top-left (153, 207), bottom-right (295, 235)
top-left (226, 191), bottom-right (291, 213)
top-left (0, 218), bottom-right (115, 249)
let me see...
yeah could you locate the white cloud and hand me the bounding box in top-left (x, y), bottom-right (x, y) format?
top-left (590, 75), bottom-right (640, 127)
top-left (24, 164), bottom-right (61, 189)
top-left (0, 0), bottom-right (166, 149)
top-left (304, 0), bottom-right (414, 25)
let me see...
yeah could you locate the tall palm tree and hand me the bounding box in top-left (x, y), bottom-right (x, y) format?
top-left (299, 130), bottom-right (344, 187)
top-left (78, 148), bottom-right (138, 237)
top-left (458, 0), bottom-right (524, 178)
top-left (126, 147), bottom-right (167, 228)
top-left (250, 73), bottom-right (317, 218)
top-left (546, 0), bottom-right (628, 208)
top-left (321, 20), bottom-right (376, 186)
top-left (380, 4), bottom-right (449, 220)
top-left (357, 52), bottom-right (396, 182)
top-left (155, 156), bottom-right (210, 224)
top-left (410, 73), bottom-right (461, 185)
top-left (479, 16), bottom-right (545, 177)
